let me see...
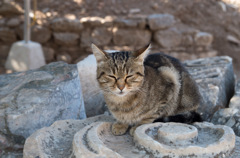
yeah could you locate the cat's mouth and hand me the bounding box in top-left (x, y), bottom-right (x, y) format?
top-left (116, 91), bottom-right (128, 96)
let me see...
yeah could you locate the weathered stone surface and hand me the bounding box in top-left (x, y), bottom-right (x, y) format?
top-left (80, 28), bottom-right (92, 47)
top-left (31, 26), bottom-right (51, 44)
top-left (0, 18), bottom-right (5, 26)
top-left (0, 2), bottom-right (23, 16)
top-left (15, 25), bottom-right (51, 43)
top-left (92, 27), bottom-right (112, 46)
top-left (5, 41), bottom-right (46, 71)
top-left (56, 53), bottom-right (72, 63)
top-left (0, 62), bottom-right (86, 151)
top-left (80, 27), bottom-right (112, 47)
top-left (194, 32), bottom-right (213, 46)
top-left (7, 18), bottom-right (20, 27)
top-left (229, 80), bottom-right (240, 110)
top-left (184, 56), bottom-right (235, 121)
top-left (227, 35), bottom-right (240, 45)
top-left (0, 151), bottom-right (23, 158)
top-left (0, 27), bottom-right (17, 43)
top-left (148, 14), bottom-right (176, 30)
top-left (23, 115), bottom-right (114, 158)
top-left (211, 108), bottom-right (240, 136)
top-left (211, 80), bottom-right (240, 136)
top-left (80, 16), bottom-right (113, 27)
top-left (113, 28), bottom-right (151, 46)
top-left (42, 47), bottom-right (55, 62)
top-left (154, 28), bottom-right (182, 48)
top-left (54, 32), bottom-right (79, 46)
top-left (51, 18), bottom-right (83, 32)
top-left (77, 55), bottom-right (106, 117)
top-left (72, 121), bottom-right (238, 158)
top-left (114, 18), bottom-right (146, 29)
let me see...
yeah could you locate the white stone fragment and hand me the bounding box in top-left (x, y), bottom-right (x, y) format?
top-left (77, 55), bottom-right (106, 117)
top-left (5, 41), bottom-right (46, 71)
top-left (72, 122), bottom-right (237, 158)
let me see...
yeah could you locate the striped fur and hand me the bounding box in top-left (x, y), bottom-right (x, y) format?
top-left (92, 44), bottom-right (202, 136)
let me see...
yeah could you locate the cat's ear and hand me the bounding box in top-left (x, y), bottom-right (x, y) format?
top-left (132, 44), bottom-right (151, 64)
top-left (91, 44), bottom-right (109, 63)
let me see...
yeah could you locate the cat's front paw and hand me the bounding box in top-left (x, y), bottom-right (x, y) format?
top-left (129, 126), bottom-right (138, 136)
top-left (111, 122), bottom-right (129, 136)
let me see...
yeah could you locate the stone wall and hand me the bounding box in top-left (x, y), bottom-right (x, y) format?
top-left (0, 2), bottom-right (217, 66)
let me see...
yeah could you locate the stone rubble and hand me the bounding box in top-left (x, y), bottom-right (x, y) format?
top-left (184, 56), bottom-right (235, 121)
top-left (0, 62), bottom-right (86, 154)
top-left (0, 8), bottom-right (216, 64)
top-left (23, 115), bottom-right (114, 158)
top-left (211, 80), bottom-right (240, 136)
top-left (50, 18), bottom-right (84, 32)
top-left (77, 55), bottom-right (106, 117)
top-left (6, 55), bottom-right (236, 157)
top-left (154, 28), bottom-right (182, 48)
top-left (53, 32), bottom-right (80, 46)
top-left (23, 115), bottom-right (240, 158)
top-left (112, 28), bottom-right (151, 46)
top-left (147, 13), bottom-right (176, 30)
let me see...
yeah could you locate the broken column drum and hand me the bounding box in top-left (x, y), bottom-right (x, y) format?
top-left (72, 122), bottom-right (236, 158)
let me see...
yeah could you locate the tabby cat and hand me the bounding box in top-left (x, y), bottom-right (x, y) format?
top-left (92, 44), bottom-right (202, 136)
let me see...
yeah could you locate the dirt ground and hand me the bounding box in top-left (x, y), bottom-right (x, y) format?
top-left (2, 0), bottom-right (240, 78)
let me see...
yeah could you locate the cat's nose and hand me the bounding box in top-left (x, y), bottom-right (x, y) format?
top-left (117, 84), bottom-right (125, 91)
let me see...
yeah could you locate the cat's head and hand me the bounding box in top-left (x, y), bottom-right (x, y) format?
top-left (92, 44), bottom-right (151, 97)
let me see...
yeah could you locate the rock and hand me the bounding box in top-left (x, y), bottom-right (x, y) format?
top-left (154, 28), bottom-right (182, 48)
top-left (211, 108), bottom-right (240, 136)
top-left (229, 80), bottom-right (240, 110)
top-left (42, 47), bottom-right (55, 62)
top-left (23, 115), bottom-right (114, 158)
top-left (56, 53), bottom-right (72, 63)
top-left (0, 45), bottom-right (10, 59)
top-left (194, 32), bottom-right (213, 46)
top-left (211, 80), bottom-right (240, 136)
top-left (80, 28), bottom-right (92, 47)
top-left (77, 55), bottom-right (106, 117)
top-left (148, 14), bottom-right (176, 31)
top-left (51, 18), bottom-right (83, 32)
top-left (184, 56), bottom-right (235, 121)
top-left (0, 18), bottom-right (5, 26)
top-left (92, 27), bottom-right (112, 46)
top-left (181, 35), bottom-right (194, 46)
top-left (54, 32), bottom-right (79, 46)
top-left (129, 8), bottom-right (141, 14)
top-left (16, 25), bottom-right (51, 43)
top-left (0, 151), bottom-right (23, 158)
top-left (5, 41), bottom-right (46, 72)
top-left (72, 121), bottom-right (238, 158)
top-left (80, 16), bottom-right (113, 27)
top-left (80, 27), bottom-right (112, 47)
top-left (0, 27), bottom-right (17, 43)
top-left (113, 28), bottom-right (151, 46)
top-left (31, 26), bottom-right (51, 44)
top-left (115, 19), bottom-right (138, 28)
top-left (0, 62), bottom-right (86, 152)
top-left (227, 35), bottom-right (240, 45)
top-left (7, 18), bottom-right (20, 27)
top-left (114, 18), bottom-right (146, 29)
top-left (0, 2), bottom-right (23, 16)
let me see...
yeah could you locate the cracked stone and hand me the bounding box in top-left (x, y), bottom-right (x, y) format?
top-left (0, 62), bottom-right (86, 152)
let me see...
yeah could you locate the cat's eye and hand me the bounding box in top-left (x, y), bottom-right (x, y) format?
top-left (108, 75), bottom-right (116, 79)
top-left (126, 75), bottom-right (133, 79)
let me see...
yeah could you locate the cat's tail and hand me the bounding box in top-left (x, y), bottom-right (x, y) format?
top-left (153, 111), bottom-right (202, 124)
